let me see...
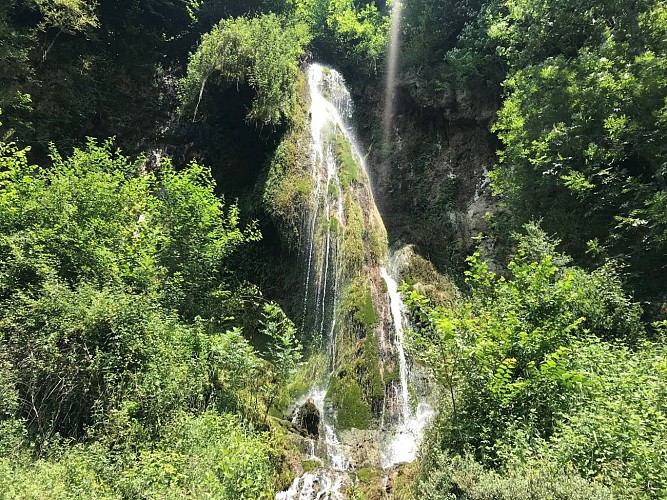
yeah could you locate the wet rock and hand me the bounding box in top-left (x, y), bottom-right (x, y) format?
top-left (298, 399), bottom-right (320, 438)
top-left (338, 429), bottom-right (382, 468)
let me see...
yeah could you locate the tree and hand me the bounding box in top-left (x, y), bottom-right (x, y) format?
top-left (258, 302), bottom-right (301, 420)
top-left (33, 0), bottom-right (99, 60)
top-left (407, 224), bottom-right (666, 495)
top-left (0, 140), bottom-right (266, 440)
top-left (405, 224), bottom-right (645, 462)
top-left (489, 0), bottom-right (667, 308)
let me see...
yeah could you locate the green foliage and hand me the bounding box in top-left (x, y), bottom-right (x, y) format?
top-left (0, 141), bottom-right (301, 496)
top-left (0, 0), bottom-right (202, 153)
top-left (401, 0), bottom-right (504, 105)
top-left (263, 74), bottom-right (313, 248)
top-left (343, 279), bottom-right (379, 334)
top-left (276, 0), bottom-right (389, 72)
top-left (179, 13), bottom-right (311, 125)
top-left (543, 340), bottom-right (667, 496)
top-left (0, 412), bottom-right (280, 499)
top-left (324, 0), bottom-right (389, 70)
top-left (34, 0), bottom-right (99, 36)
top-left (416, 451), bottom-right (615, 499)
top-left (407, 224), bottom-right (661, 496)
top-left (0, 139), bottom-right (259, 324)
top-left (489, 0), bottom-right (667, 305)
top-left (334, 132), bottom-right (361, 186)
top-left (259, 302), bottom-right (302, 417)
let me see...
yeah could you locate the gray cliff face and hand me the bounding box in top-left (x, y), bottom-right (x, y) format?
top-left (363, 75), bottom-right (500, 273)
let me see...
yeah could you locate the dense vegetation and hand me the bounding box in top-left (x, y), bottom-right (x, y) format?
top-left (0, 138), bottom-right (304, 497)
top-left (0, 0), bottom-right (665, 498)
top-left (406, 225), bottom-right (666, 498)
top-left (395, 3), bottom-right (667, 496)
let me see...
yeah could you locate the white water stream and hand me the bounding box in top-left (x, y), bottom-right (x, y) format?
top-left (383, 0), bottom-right (403, 142)
top-left (380, 267), bottom-right (434, 467)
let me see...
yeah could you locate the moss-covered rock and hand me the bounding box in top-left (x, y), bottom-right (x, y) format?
top-left (334, 133), bottom-right (361, 187)
top-left (297, 400), bottom-right (320, 438)
top-left (327, 377), bottom-right (372, 430)
top-left (263, 74), bottom-right (313, 250)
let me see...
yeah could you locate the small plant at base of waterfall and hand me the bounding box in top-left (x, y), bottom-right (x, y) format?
top-left (346, 482), bottom-right (368, 500)
top-left (356, 467), bottom-right (382, 483)
top-left (259, 302), bottom-right (302, 421)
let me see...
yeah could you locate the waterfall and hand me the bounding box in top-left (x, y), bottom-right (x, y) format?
top-left (277, 64), bottom-right (432, 499)
top-left (380, 266), bottom-right (434, 467)
top-left (383, 0), bottom-right (403, 143)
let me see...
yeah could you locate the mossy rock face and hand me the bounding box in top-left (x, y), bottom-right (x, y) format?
top-left (355, 288), bottom-right (378, 334)
top-left (327, 277), bottom-right (386, 426)
top-left (360, 333), bottom-right (384, 402)
top-left (334, 133), bottom-right (361, 187)
top-left (342, 278), bottom-right (379, 335)
top-left (302, 460), bottom-right (319, 473)
top-left (263, 73), bottom-right (313, 250)
top-left (326, 378), bottom-right (372, 430)
top-left (357, 467), bottom-right (382, 484)
top-left (342, 193), bottom-right (365, 276)
top-left (399, 245), bottom-right (460, 307)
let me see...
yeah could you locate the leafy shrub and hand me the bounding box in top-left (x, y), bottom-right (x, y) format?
top-left (407, 224), bottom-right (663, 496)
top-left (417, 451), bottom-right (615, 500)
top-left (178, 13), bottom-right (311, 125)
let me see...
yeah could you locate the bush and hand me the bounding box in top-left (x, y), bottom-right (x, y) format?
top-left (407, 224), bottom-right (663, 496)
top-left (417, 451), bottom-right (615, 499)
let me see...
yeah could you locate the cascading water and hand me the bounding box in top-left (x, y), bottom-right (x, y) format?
top-left (277, 63), bottom-right (433, 499)
top-left (383, 0), bottom-right (403, 143)
top-left (380, 266), bottom-right (434, 467)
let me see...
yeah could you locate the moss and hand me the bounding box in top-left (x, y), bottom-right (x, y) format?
top-left (390, 462), bottom-right (418, 500)
top-left (367, 211), bottom-right (388, 264)
top-left (326, 377), bottom-right (372, 430)
top-left (332, 279), bottom-right (385, 416)
top-left (286, 352), bottom-right (328, 401)
top-left (360, 332), bottom-right (383, 400)
top-left (341, 193), bottom-right (365, 276)
top-left (329, 216), bottom-right (340, 234)
top-left (302, 460), bottom-right (319, 473)
top-left (263, 73), bottom-right (313, 249)
top-left (356, 289), bottom-right (378, 331)
top-left (342, 278), bottom-right (378, 335)
top-left (357, 467), bottom-right (382, 484)
top-left (403, 250), bottom-right (459, 307)
top-left (383, 358), bottom-right (398, 385)
top-left (334, 134), bottom-right (361, 187)
top-left (328, 180), bottom-right (340, 200)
